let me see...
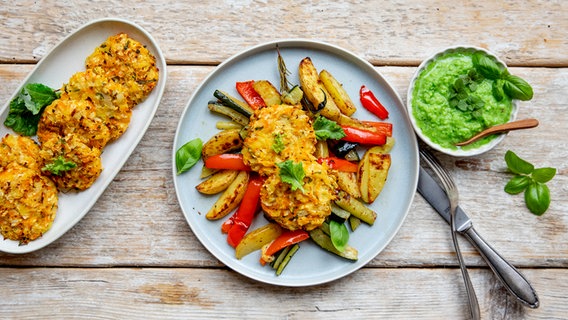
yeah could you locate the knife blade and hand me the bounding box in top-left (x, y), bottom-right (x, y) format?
top-left (417, 166), bottom-right (540, 308)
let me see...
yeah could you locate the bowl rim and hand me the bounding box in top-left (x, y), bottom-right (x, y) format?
top-left (406, 45), bottom-right (518, 157)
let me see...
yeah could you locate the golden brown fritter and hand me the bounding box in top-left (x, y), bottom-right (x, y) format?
top-left (37, 96), bottom-right (112, 150)
top-left (0, 134), bottom-right (42, 171)
top-left (39, 134), bottom-right (103, 191)
top-left (242, 104), bottom-right (337, 231)
top-left (84, 33), bottom-right (159, 107)
top-left (0, 163), bottom-right (58, 244)
top-left (63, 68), bottom-right (132, 141)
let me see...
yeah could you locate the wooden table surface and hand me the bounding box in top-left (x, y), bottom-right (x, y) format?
top-left (1, 1), bottom-right (566, 319)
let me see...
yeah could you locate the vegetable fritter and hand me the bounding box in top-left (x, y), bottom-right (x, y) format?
top-left (85, 32), bottom-right (159, 107)
top-left (243, 104), bottom-right (337, 231)
top-left (0, 134), bottom-right (42, 171)
top-left (39, 134), bottom-right (103, 191)
top-left (37, 96), bottom-right (112, 150)
top-left (0, 163), bottom-right (58, 244)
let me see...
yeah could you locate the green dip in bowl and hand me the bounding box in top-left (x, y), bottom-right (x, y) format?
top-left (407, 46), bottom-right (517, 156)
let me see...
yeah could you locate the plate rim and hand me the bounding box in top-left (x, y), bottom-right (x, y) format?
top-left (0, 17), bottom-right (167, 254)
top-left (172, 38), bottom-right (418, 286)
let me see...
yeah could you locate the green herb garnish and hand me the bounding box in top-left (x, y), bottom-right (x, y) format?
top-left (42, 156), bottom-right (76, 175)
top-left (312, 116), bottom-right (346, 140)
top-left (471, 52), bottom-right (533, 101)
top-left (504, 150), bottom-right (556, 215)
top-left (272, 133), bottom-right (285, 154)
top-left (449, 70), bottom-right (485, 118)
top-left (329, 220), bottom-right (349, 252)
top-left (277, 160), bottom-right (305, 192)
top-left (4, 83), bottom-right (59, 136)
top-left (175, 138), bottom-right (203, 175)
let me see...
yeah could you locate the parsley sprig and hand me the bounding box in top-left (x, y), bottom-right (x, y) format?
top-left (277, 160), bottom-right (305, 193)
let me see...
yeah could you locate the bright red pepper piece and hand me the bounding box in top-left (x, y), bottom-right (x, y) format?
top-left (204, 154), bottom-right (251, 171)
top-left (260, 229), bottom-right (310, 265)
top-left (226, 175), bottom-right (263, 247)
top-left (362, 121), bottom-right (393, 137)
top-left (317, 157), bottom-right (358, 172)
top-left (236, 81), bottom-right (266, 110)
top-left (360, 85), bottom-right (389, 120)
top-left (341, 125), bottom-right (387, 145)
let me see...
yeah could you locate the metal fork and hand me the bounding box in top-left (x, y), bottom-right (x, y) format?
top-left (420, 148), bottom-right (481, 320)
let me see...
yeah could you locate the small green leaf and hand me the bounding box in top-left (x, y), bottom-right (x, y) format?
top-left (503, 74), bottom-right (534, 101)
top-left (41, 156), bottom-right (77, 175)
top-left (492, 79), bottom-right (505, 101)
top-left (312, 116), bottom-right (346, 141)
top-left (329, 220), bottom-right (349, 252)
top-left (505, 150), bottom-right (534, 175)
top-left (504, 175), bottom-right (531, 194)
top-left (271, 133), bottom-right (285, 154)
top-left (472, 52), bottom-right (503, 79)
top-left (175, 138), bottom-right (202, 175)
top-left (524, 182), bottom-right (550, 216)
top-left (531, 167), bottom-right (556, 183)
top-left (22, 83), bottom-right (59, 114)
top-left (277, 160), bottom-right (305, 192)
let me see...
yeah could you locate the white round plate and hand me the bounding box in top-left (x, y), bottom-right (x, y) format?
top-left (173, 40), bottom-right (418, 286)
top-left (0, 18), bottom-right (167, 253)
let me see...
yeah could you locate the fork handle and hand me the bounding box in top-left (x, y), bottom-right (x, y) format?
top-left (463, 226), bottom-right (540, 308)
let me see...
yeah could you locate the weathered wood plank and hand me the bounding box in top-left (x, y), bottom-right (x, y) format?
top-left (0, 268), bottom-right (564, 319)
top-left (0, 0), bottom-right (566, 66)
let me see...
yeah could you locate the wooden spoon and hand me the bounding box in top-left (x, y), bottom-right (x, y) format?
top-left (455, 118), bottom-right (539, 146)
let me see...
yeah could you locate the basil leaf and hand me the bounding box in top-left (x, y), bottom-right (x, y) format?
top-left (531, 167), bottom-right (556, 183)
top-left (329, 220), bottom-right (349, 252)
top-left (505, 150), bottom-right (534, 175)
top-left (492, 79), bottom-right (505, 101)
top-left (504, 175), bottom-right (530, 194)
top-left (175, 138), bottom-right (203, 175)
top-left (472, 52), bottom-right (502, 79)
top-left (277, 160), bottom-right (305, 192)
top-left (312, 116), bottom-right (346, 141)
top-left (503, 74), bottom-right (533, 101)
top-left (524, 182), bottom-right (550, 216)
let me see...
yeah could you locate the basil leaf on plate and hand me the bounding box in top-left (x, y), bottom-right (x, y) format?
top-left (176, 138), bottom-right (203, 175)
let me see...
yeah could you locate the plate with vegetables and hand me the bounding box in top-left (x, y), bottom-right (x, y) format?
top-left (173, 40), bottom-right (418, 286)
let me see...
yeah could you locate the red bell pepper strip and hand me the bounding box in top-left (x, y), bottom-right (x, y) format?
top-left (260, 229), bottom-right (310, 265)
top-left (236, 81), bottom-right (266, 110)
top-left (341, 125), bottom-right (387, 145)
top-left (360, 85), bottom-right (389, 120)
top-left (317, 157), bottom-right (358, 172)
top-left (226, 175), bottom-right (264, 247)
top-left (204, 154), bottom-right (251, 171)
top-left (362, 120), bottom-right (393, 137)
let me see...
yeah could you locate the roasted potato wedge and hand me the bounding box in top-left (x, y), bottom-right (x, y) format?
top-left (206, 171), bottom-right (249, 220)
top-left (299, 57), bottom-right (341, 120)
top-left (335, 191), bottom-right (377, 225)
top-left (335, 171), bottom-right (362, 199)
top-left (357, 146), bottom-right (392, 203)
top-left (196, 169), bottom-right (239, 195)
top-left (235, 223), bottom-right (283, 259)
top-left (252, 80), bottom-right (281, 107)
top-left (320, 69), bottom-right (357, 116)
top-left (201, 129), bottom-right (243, 160)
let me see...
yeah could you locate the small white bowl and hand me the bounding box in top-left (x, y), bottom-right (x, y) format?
top-left (407, 46), bottom-right (518, 157)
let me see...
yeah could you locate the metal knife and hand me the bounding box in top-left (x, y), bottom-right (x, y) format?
top-left (418, 167), bottom-right (540, 308)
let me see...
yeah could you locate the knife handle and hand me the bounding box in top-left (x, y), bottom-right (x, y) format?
top-left (463, 226), bottom-right (539, 308)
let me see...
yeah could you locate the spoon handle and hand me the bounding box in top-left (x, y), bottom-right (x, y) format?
top-left (456, 118), bottom-right (539, 146)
